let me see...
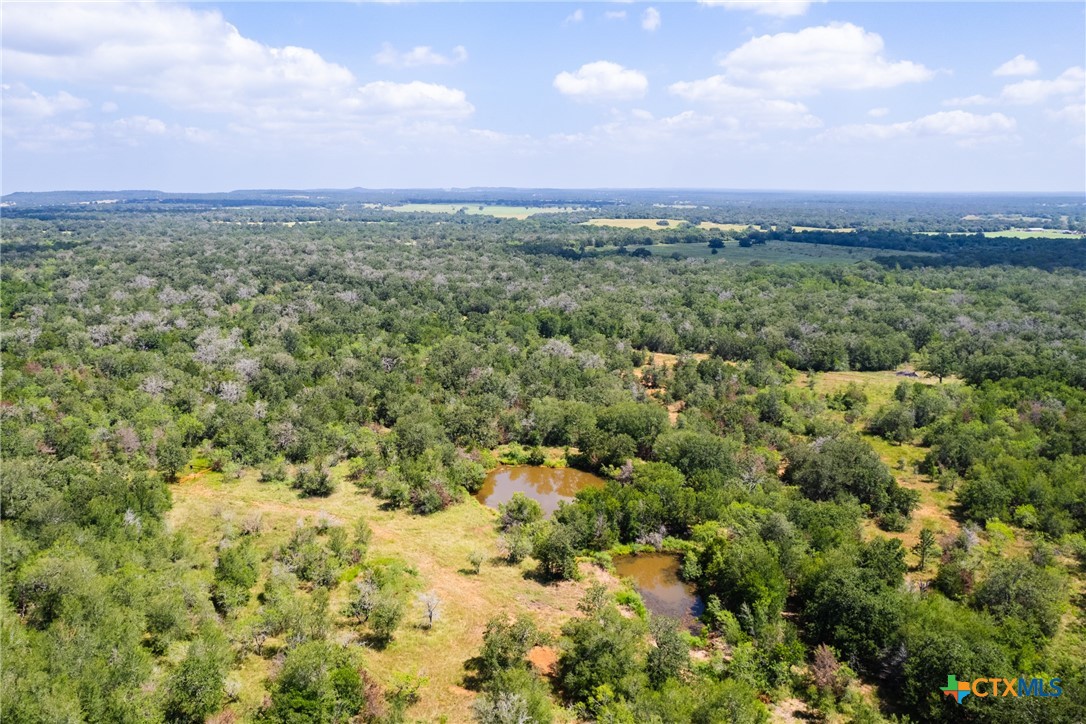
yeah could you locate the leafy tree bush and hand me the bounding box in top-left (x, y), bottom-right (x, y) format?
top-left (784, 434), bottom-right (916, 517)
top-left (213, 538), bottom-right (260, 613)
top-left (697, 534), bottom-right (788, 625)
top-left (557, 591), bottom-right (646, 704)
top-left (499, 492), bottom-right (543, 531)
top-left (292, 464), bottom-right (335, 497)
top-left (532, 523), bottom-right (579, 580)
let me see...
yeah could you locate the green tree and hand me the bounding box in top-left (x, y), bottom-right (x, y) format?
top-left (647, 617), bottom-right (688, 687)
top-left (369, 593), bottom-right (405, 644)
top-left (471, 615), bottom-right (544, 684)
top-left (912, 528), bottom-right (938, 571)
top-left (163, 632), bottom-right (230, 723)
top-left (698, 534), bottom-right (788, 625)
top-left (156, 432), bottom-right (188, 481)
top-left (533, 523), bottom-right (579, 580)
top-left (499, 492), bottom-right (543, 531)
top-left (557, 594), bottom-right (646, 703)
top-left (213, 538), bottom-right (260, 613)
top-left (858, 537), bottom-right (907, 587)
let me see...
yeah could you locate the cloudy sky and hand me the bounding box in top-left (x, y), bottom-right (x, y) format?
top-left (2, 1), bottom-right (1084, 192)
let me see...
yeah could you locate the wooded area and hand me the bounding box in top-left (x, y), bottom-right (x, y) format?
top-left (2, 195), bottom-right (1084, 722)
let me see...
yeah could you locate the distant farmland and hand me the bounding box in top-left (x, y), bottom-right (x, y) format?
top-left (387, 203), bottom-right (581, 219)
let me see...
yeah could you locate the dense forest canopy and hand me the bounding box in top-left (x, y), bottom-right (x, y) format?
top-left (1, 194), bottom-right (1084, 723)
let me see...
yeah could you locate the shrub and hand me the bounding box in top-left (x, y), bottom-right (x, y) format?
top-left (292, 465), bottom-right (335, 497)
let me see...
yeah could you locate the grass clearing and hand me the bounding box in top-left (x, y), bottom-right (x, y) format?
top-left (790, 368), bottom-right (967, 578)
top-left (167, 466), bottom-right (615, 721)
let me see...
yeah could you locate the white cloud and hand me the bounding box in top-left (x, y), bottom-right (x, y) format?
top-left (605, 10), bottom-right (628, 20)
top-left (942, 94), bottom-right (990, 107)
top-left (867, 107), bottom-right (889, 118)
top-left (374, 43), bottom-right (468, 68)
top-left (993, 54), bottom-right (1039, 77)
top-left (351, 81), bottom-right (472, 116)
top-left (1, 2), bottom-right (474, 132)
top-left (717, 23), bottom-right (934, 97)
top-left (1047, 102), bottom-right (1085, 125)
top-left (667, 76), bottom-right (821, 129)
top-left (669, 23), bottom-right (930, 131)
top-left (550, 108), bottom-right (752, 151)
top-left (823, 110), bottom-right (1017, 146)
top-left (554, 61), bottom-right (648, 101)
top-left (945, 66), bottom-right (1085, 108)
top-left (564, 8), bottom-right (584, 24)
top-left (109, 115), bottom-right (168, 136)
top-left (1, 84), bottom-right (88, 119)
top-left (999, 66), bottom-right (1084, 105)
top-left (101, 101), bottom-right (119, 113)
top-left (698, 1), bottom-right (824, 18)
top-left (642, 7), bottom-right (661, 31)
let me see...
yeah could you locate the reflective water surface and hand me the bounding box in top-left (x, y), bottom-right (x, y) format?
top-left (614, 553), bottom-right (705, 629)
top-left (474, 465), bottom-right (604, 517)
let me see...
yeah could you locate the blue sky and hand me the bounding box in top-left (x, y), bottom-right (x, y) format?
top-left (2, 1), bottom-right (1084, 192)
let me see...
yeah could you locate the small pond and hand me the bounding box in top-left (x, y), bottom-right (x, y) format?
top-left (614, 552), bottom-right (704, 630)
top-left (474, 465), bottom-right (604, 517)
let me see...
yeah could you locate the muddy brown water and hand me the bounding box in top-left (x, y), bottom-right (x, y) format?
top-left (614, 552), bottom-right (705, 629)
top-left (474, 465), bottom-right (604, 517)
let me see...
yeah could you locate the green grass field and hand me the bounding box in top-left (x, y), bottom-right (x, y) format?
top-left (387, 204), bottom-right (581, 219)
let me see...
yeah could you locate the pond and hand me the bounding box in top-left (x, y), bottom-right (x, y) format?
top-left (613, 552), bottom-right (704, 630)
top-left (474, 465), bottom-right (604, 517)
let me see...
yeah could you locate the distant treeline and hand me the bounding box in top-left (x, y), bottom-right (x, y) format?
top-left (752, 229), bottom-right (1086, 271)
